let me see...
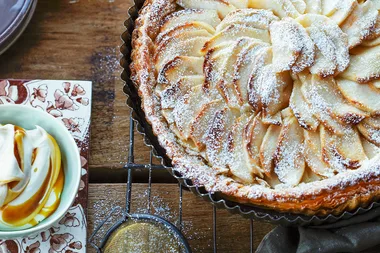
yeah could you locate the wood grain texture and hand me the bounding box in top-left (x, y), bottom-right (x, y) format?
top-left (87, 183), bottom-right (275, 253)
top-left (2, 1), bottom-right (378, 252)
top-left (0, 0), bottom-right (152, 173)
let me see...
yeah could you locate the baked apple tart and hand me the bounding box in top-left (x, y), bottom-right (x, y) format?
top-left (131, 0), bottom-right (380, 215)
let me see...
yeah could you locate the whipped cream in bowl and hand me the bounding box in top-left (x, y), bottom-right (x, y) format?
top-left (0, 104), bottom-right (81, 238)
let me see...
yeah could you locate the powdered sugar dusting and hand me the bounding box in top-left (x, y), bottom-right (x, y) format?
top-left (133, 0), bottom-right (380, 213)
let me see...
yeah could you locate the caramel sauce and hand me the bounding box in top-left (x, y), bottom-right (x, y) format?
top-left (0, 126), bottom-right (64, 227)
top-left (31, 148), bottom-right (37, 165)
top-left (8, 181), bottom-right (18, 189)
top-left (2, 160), bottom-right (52, 226)
top-left (39, 167), bottom-right (65, 218)
top-left (28, 218), bottom-right (38, 227)
top-left (14, 126), bottom-right (25, 171)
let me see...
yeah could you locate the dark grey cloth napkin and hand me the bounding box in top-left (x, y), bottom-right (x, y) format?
top-left (257, 207), bottom-right (380, 253)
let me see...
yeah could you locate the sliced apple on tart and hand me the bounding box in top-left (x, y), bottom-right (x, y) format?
top-left (304, 127), bottom-right (332, 177)
top-left (161, 9), bottom-right (221, 32)
top-left (336, 78), bottom-right (380, 114)
top-left (274, 115), bottom-right (306, 186)
top-left (340, 46), bottom-right (380, 84)
top-left (216, 9), bottom-right (278, 32)
top-left (177, 0), bottom-right (237, 18)
top-left (340, 0), bottom-right (379, 48)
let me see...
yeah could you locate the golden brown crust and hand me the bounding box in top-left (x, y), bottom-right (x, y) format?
top-left (130, 0), bottom-right (380, 216)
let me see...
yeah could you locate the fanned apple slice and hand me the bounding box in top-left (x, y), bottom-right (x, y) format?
top-left (322, 0), bottom-right (356, 25)
top-left (304, 128), bottom-right (332, 176)
top-left (157, 56), bottom-right (204, 90)
top-left (373, 0), bottom-right (380, 9)
top-left (262, 66), bottom-right (293, 118)
top-left (203, 24), bottom-right (271, 53)
top-left (161, 76), bottom-right (204, 110)
top-left (226, 0), bottom-right (249, 8)
top-left (307, 25), bottom-right (349, 75)
top-left (322, 0), bottom-right (341, 15)
top-left (290, 78), bottom-right (319, 130)
top-left (189, 99), bottom-right (224, 150)
top-left (363, 117), bottom-right (380, 130)
top-left (309, 46), bottom-right (337, 77)
top-left (204, 40), bottom-right (265, 105)
top-left (336, 78), bottom-right (380, 114)
top-left (373, 81), bottom-right (380, 90)
top-left (154, 22), bottom-right (214, 69)
top-left (306, 75), bottom-right (367, 126)
top-left (157, 23), bottom-right (215, 45)
top-left (307, 25), bottom-right (336, 77)
top-left (301, 166), bottom-right (323, 183)
top-left (335, 127), bottom-right (368, 168)
top-left (250, 64), bottom-right (293, 120)
top-left (233, 40), bottom-right (269, 107)
top-left (248, 47), bottom-right (273, 111)
top-left (155, 22), bottom-right (213, 47)
top-left (249, 0), bottom-right (301, 18)
top-left (205, 108), bottom-right (238, 170)
top-left (340, 46), bottom-right (380, 84)
top-left (304, 0), bottom-right (321, 14)
top-left (323, 26), bottom-right (350, 73)
top-left (244, 113), bottom-right (268, 178)
top-left (172, 85), bottom-right (208, 140)
top-left (292, 24), bottom-right (315, 73)
top-left (300, 75), bottom-right (352, 135)
top-left (262, 112), bottom-right (283, 126)
top-left (217, 38), bottom-right (258, 109)
top-left (274, 115), bottom-right (306, 186)
top-left (358, 122), bottom-right (380, 147)
top-left (314, 76), bottom-right (368, 124)
top-left (160, 75), bottom-right (204, 125)
top-left (321, 126), bottom-right (367, 170)
top-left (155, 37), bottom-right (210, 70)
top-left (361, 137), bottom-right (380, 159)
top-left (161, 9), bottom-right (221, 32)
top-left (298, 14), bottom-right (350, 75)
top-left (216, 9), bottom-right (278, 33)
top-left (203, 42), bottom-right (234, 100)
top-left (281, 107), bottom-right (294, 119)
top-left (363, 16), bottom-right (380, 46)
top-left (177, 0), bottom-right (236, 18)
top-left (260, 125), bottom-right (282, 177)
top-left (226, 115), bottom-right (255, 183)
top-left (270, 19), bottom-right (304, 72)
top-left (290, 0), bottom-right (306, 14)
top-left (341, 0), bottom-right (379, 48)
top-left (363, 37), bottom-right (380, 47)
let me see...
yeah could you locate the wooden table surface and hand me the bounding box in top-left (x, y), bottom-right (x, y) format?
top-left (0, 1), bottom-right (376, 253)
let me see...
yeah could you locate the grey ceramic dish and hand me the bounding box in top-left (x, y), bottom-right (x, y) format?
top-left (120, 0), bottom-right (380, 226)
top-left (0, 0), bottom-right (37, 55)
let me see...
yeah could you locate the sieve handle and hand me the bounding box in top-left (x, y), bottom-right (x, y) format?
top-left (89, 206), bottom-right (123, 253)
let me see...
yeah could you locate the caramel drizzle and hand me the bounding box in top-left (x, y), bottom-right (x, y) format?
top-left (0, 126), bottom-right (64, 227)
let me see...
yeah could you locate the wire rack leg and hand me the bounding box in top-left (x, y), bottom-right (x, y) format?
top-left (250, 219), bottom-right (254, 253)
top-left (148, 150), bottom-right (153, 213)
top-left (213, 206), bottom-right (217, 253)
top-left (125, 114), bottom-right (135, 214)
top-left (179, 184), bottom-right (183, 231)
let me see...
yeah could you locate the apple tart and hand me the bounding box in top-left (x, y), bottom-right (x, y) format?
top-left (131, 0), bottom-right (380, 215)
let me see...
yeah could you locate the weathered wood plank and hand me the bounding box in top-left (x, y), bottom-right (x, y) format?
top-left (87, 183), bottom-right (275, 253)
top-left (0, 0), bottom-right (152, 173)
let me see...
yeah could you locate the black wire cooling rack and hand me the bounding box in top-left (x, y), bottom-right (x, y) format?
top-left (89, 113), bottom-right (257, 253)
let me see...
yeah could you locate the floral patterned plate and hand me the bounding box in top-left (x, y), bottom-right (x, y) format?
top-left (0, 79), bottom-right (92, 253)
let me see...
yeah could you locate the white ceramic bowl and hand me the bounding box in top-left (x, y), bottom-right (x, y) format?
top-left (0, 104), bottom-right (81, 238)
